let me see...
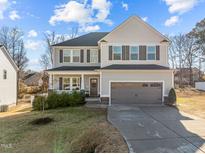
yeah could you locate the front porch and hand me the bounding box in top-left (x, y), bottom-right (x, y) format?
top-left (48, 72), bottom-right (100, 98)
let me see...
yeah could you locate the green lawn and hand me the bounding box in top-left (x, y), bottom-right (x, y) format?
top-left (0, 107), bottom-right (128, 153)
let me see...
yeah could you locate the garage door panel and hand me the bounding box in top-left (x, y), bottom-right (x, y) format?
top-left (111, 82), bottom-right (162, 104)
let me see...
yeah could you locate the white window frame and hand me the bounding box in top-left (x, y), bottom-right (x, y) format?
top-left (112, 46), bottom-right (122, 60)
top-left (63, 49), bottom-right (72, 63)
top-left (90, 49), bottom-right (98, 63)
top-left (72, 49), bottom-right (80, 63)
top-left (63, 49), bottom-right (80, 63)
top-left (63, 77), bottom-right (80, 91)
top-left (147, 46), bottom-right (156, 60)
top-left (130, 46), bottom-right (139, 60)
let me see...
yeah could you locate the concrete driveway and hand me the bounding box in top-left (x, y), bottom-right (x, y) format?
top-left (108, 105), bottom-right (205, 153)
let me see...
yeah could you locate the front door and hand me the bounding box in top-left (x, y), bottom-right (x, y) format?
top-left (90, 78), bottom-right (98, 97)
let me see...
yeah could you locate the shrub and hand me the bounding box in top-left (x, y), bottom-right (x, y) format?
top-left (33, 91), bottom-right (85, 110)
top-left (167, 88), bottom-right (177, 106)
top-left (69, 91), bottom-right (85, 107)
top-left (33, 96), bottom-right (47, 110)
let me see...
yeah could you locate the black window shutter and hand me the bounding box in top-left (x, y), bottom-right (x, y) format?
top-left (109, 46), bottom-right (112, 60)
top-left (98, 49), bottom-right (101, 63)
top-left (87, 49), bottom-right (90, 63)
top-left (156, 46), bottom-right (160, 60)
top-left (139, 46), bottom-right (146, 60)
top-left (59, 77), bottom-right (63, 90)
top-left (80, 49), bottom-right (84, 63)
top-left (59, 50), bottom-right (63, 63)
top-left (122, 46), bottom-right (126, 60)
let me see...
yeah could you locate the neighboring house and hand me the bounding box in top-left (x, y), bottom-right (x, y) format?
top-left (23, 72), bottom-right (47, 86)
top-left (0, 45), bottom-right (18, 110)
top-left (47, 16), bottom-right (174, 105)
top-left (174, 68), bottom-right (204, 85)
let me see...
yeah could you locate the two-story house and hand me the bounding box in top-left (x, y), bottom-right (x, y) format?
top-left (47, 16), bottom-right (174, 105)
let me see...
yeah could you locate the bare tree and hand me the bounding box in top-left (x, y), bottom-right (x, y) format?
top-left (69, 27), bottom-right (78, 39)
top-left (15, 41), bottom-right (29, 70)
top-left (169, 34), bottom-right (187, 87)
top-left (39, 54), bottom-right (50, 70)
top-left (0, 26), bottom-right (28, 71)
top-left (43, 31), bottom-right (66, 66)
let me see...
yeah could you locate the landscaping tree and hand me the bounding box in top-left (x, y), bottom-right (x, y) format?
top-left (167, 88), bottom-right (177, 106)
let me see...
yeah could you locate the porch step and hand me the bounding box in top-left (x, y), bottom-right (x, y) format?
top-left (85, 97), bottom-right (100, 102)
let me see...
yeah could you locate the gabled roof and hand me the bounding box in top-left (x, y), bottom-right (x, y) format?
top-left (99, 16), bottom-right (169, 43)
top-left (0, 45), bottom-right (18, 71)
top-left (101, 64), bottom-right (170, 70)
top-left (53, 32), bottom-right (109, 47)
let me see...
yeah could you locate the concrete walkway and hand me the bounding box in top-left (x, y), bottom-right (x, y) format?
top-left (108, 104), bottom-right (205, 153)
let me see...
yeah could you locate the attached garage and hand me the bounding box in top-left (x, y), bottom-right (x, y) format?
top-left (110, 82), bottom-right (163, 105)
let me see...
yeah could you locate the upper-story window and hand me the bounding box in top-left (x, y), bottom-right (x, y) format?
top-left (64, 50), bottom-right (71, 62)
top-left (63, 49), bottom-right (80, 63)
top-left (130, 46), bottom-right (139, 60)
top-left (73, 50), bottom-right (80, 63)
top-left (3, 70), bottom-right (7, 80)
top-left (90, 49), bottom-right (98, 63)
top-left (147, 46), bottom-right (156, 60)
top-left (113, 46), bottom-right (122, 60)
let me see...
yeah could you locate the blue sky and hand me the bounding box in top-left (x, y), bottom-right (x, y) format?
top-left (0, 0), bottom-right (205, 71)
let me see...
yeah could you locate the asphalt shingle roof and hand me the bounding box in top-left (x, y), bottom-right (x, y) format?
top-left (52, 32), bottom-right (109, 46)
top-left (47, 66), bottom-right (101, 71)
top-left (101, 64), bottom-right (170, 70)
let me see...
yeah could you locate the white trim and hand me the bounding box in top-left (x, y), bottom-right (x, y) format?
top-left (146, 46), bottom-right (156, 60)
top-left (108, 80), bottom-right (165, 106)
top-left (112, 45), bottom-right (122, 60)
top-left (47, 71), bottom-right (100, 75)
top-left (62, 76), bottom-right (80, 91)
top-left (63, 49), bottom-right (80, 63)
top-left (130, 46), bottom-right (139, 60)
top-left (89, 49), bottom-right (99, 64)
top-left (0, 46), bottom-right (19, 71)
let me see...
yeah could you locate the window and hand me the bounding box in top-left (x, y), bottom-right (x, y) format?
top-left (64, 50), bottom-right (71, 62)
top-left (63, 78), bottom-right (70, 90)
top-left (63, 77), bottom-right (80, 91)
top-left (150, 83), bottom-right (161, 87)
top-left (113, 46), bottom-right (122, 60)
top-left (90, 49), bottom-right (98, 63)
top-left (147, 46), bottom-right (156, 60)
top-left (130, 46), bottom-right (139, 60)
top-left (72, 78), bottom-right (80, 90)
top-left (73, 50), bottom-right (80, 62)
top-left (3, 70), bottom-right (7, 80)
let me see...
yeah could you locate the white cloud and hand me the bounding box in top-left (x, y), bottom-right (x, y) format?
top-left (28, 30), bottom-right (38, 38)
top-left (141, 16), bottom-right (148, 22)
top-left (164, 16), bottom-right (179, 27)
top-left (9, 10), bottom-right (20, 20)
top-left (81, 25), bottom-right (100, 32)
top-left (163, 0), bottom-right (199, 14)
top-left (49, 0), bottom-right (112, 32)
top-left (0, 0), bottom-right (8, 19)
top-left (121, 1), bottom-right (128, 11)
top-left (25, 40), bottom-right (42, 51)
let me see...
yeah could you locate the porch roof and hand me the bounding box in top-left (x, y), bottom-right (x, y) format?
top-left (46, 66), bottom-right (101, 72)
top-left (101, 64), bottom-right (170, 70)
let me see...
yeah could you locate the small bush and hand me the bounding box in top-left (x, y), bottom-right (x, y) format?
top-left (33, 96), bottom-right (47, 110)
top-left (167, 88), bottom-right (177, 106)
top-left (33, 91), bottom-right (85, 110)
top-left (29, 117), bottom-right (54, 125)
top-left (69, 91), bottom-right (85, 107)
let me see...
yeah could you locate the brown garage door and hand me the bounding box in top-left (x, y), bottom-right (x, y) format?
top-left (111, 82), bottom-right (162, 104)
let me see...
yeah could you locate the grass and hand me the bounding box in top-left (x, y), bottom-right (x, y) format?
top-left (176, 88), bottom-right (205, 119)
top-left (0, 107), bottom-right (128, 153)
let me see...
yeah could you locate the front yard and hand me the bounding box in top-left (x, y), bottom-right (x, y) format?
top-left (0, 107), bottom-right (128, 153)
top-left (176, 88), bottom-right (205, 119)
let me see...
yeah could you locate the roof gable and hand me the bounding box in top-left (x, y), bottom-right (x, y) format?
top-left (99, 16), bottom-right (169, 44)
top-left (53, 32), bottom-right (109, 47)
top-left (0, 45), bottom-right (18, 71)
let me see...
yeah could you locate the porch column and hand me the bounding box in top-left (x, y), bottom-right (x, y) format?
top-left (81, 74), bottom-right (85, 90)
top-left (49, 73), bottom-right (53, 90)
